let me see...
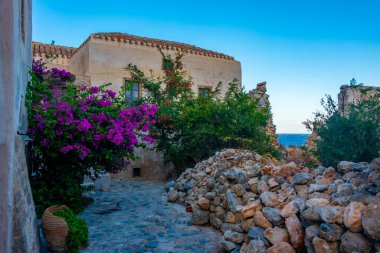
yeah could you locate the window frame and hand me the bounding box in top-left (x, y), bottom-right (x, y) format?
top-left (124, 78), bottom-right (140, 102)
top-left (198, 86), bottom-right (212, 97)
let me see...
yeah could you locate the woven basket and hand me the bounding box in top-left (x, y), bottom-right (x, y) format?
top-left (42, 205), bottom-right (69, 252)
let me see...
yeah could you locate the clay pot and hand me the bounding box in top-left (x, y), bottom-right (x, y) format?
top-left (41, 205), bottom-right (69, 252)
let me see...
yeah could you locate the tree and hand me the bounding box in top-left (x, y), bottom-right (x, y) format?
top-left (125, 50), bottom-right (277, 171)
top-left (304, 94), bottom-right (380, 167)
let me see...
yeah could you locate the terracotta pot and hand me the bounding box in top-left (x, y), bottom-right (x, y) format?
top-left (41, 205), bottom-right (69, 252)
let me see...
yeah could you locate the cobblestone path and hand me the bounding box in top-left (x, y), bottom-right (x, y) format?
top-left (80, 180), bottom-right (221, 253)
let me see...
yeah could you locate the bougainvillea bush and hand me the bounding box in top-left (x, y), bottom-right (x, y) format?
top-left (27, 60), bottom-right (156, 212)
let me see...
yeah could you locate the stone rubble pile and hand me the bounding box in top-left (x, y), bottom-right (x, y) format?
top-left (166, 149), bottom-right (380, 253)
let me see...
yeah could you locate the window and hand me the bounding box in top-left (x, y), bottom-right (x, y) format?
top-left (133, 168), bottom-right (141, 177)
top-left (125, 80), bottom-right (139, 101)
top-left (199, 87), bottom-right (211, 97)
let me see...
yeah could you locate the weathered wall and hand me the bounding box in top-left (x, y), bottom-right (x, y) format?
top-left (111, 146), bottom-right (174, 181)
top-left (338, 85), bottom-right (380, 115)
top-left (82, 39), bottom-right (241, 97)
top-left (69, 42), bottom-right (91, 85)
top-left (33, 55), bottom-right (70, 71)
top-left (0, 0), bottom-right (40, 252)
top-left (248, 82), bottom-right (279, 147)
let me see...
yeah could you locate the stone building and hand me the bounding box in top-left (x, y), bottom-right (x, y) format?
top-left (1, 0), bottom-right (40, 252)
top-left (33, 33), bottom-right (242, 180)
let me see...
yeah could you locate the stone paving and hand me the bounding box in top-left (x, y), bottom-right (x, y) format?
top-left (79, 180), bottom-right (222, 253)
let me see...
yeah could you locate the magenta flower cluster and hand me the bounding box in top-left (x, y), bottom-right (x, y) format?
top-left (27, 60), bottom-right (157, 172)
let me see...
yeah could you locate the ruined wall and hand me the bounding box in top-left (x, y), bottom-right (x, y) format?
top-left (248, 82), bottom-right (279, 147)
top-left (338, 85), bottom-right (380, 115)
top-left (0, 0), bottom-right (40, 252)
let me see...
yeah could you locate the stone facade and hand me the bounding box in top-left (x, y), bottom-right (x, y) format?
top-left (33, 33), bottom-right (242, 181)
top-left (0, 0), bottom-right (40, 252)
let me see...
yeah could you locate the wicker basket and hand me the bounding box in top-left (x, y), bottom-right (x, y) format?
top-left (42, 205), bottom-right (69, 252)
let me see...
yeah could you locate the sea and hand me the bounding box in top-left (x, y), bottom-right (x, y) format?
top-left (277, 133), bottom-right (310, 147)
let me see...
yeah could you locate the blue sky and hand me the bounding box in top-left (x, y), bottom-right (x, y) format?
top-left (33, 0), bottom-right (380, 133)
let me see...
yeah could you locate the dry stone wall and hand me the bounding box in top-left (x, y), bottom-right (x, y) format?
top-left (167, 149), bottom-right (380, 252)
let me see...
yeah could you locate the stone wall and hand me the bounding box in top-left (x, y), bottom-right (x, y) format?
top-left (0, 0), bottom-right (40, 252)
top-left (248, 82), bottom-right (279, 148)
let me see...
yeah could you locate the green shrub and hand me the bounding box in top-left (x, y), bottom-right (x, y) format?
top-left (304, 94), bottom-right (380, 167)
top-left (54, 209), bottom-right (89, 253)
top-left (125, 50), bottom-right (278, 171)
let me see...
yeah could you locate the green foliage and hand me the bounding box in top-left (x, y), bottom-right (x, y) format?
top-left (125, 50), bottom-right (277, 171)
top-left (304, 94), bottom-right (380, 167)
top-left (54, 209), bottom-right (89, 253)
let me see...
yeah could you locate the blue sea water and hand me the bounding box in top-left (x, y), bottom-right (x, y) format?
top-left (277, 134), bottom-right (310, 147)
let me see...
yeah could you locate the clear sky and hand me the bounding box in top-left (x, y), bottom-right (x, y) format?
top-left (32, 0), bottom-right (380, 133)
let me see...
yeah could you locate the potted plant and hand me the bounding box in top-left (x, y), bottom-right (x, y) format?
top-left (41, 205), bottom-right (69, 252)
top-left (42, 205), bottom-right (89, 252)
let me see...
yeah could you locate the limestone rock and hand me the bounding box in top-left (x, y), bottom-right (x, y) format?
top-left (257, 181), bottom-right (270, 194)
top-left (253, 210), bottom-right (273, 229)
top-left (343, 201), bottom-right (365, 232)
top-left (167, 187), bottom-right (178, 202)
top-left (323, 167), bottom-right (338, 182)
top-left (312, 237), bottom-right (335, 253)
top-left (227, 189), bottom-right (240, 213)
top-left (308, 184), bottom-right (328, 193)
top-left (285, 214), bottom-right (305, 249)
top-left (226, 212), bottom-right (237, 223)
top-left (306, 198), bottom-right (329, 208)
top-left (336, 183), bottom-right (354, 196)
top-left (267, 242), bottom-right (295, 253)
top-left (220, 239), bottom-right (236, 252)
top-left (264, 226), bottom-right (289, 245)
top-left (340, 231), bottom-right (372, 253)
top-left (281, 200), bottom-right (298, 218)
top-left (295, 185), bottom-right (309, 199)
top-left (241, 240), bottom-right (267, 253)
top-left (185, 179), bottom-right (197, 190)
top-left (314, 175), bottom-right (330, 186)
top-left (165, 180), bottom-right (175, 190)
top-left (292, 173), bottom-right (313, 185)
top-left (305, 224), bottom-right (320, 240)
top-left (224, 230), bottom-right (244, 244)
top-left (221, 223), bottom-right (244, 233)
top-left (318, 206), bottom-right (344, 224)
top-left (260, 191), bottom-right (279, 207)
top-left (197, 197), bottom-right (210, 210)
top-left (241, 218), bottom-right (256, 232)
top-left (192, 207), bottom-right (209, 225)
top-left (242, 202), bottom-right (262, 220)
top-left (262, 207), bottom-right (284, 226)
top-left (247, 227), bottom-right (267, 244)
top-left (370, 157), bottom-right (380, 172)
top-left (319, 223), bottom-right (344, 241)
top-left (206, 178), bottom-right (215, 190)
top-left (362, 202), bottom-right (380, 240)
